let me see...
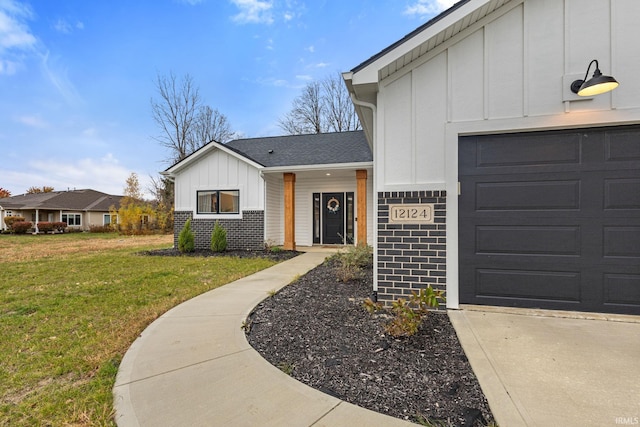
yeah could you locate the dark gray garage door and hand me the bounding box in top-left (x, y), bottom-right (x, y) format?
top-left (459, 126), bottom-right (640, 314)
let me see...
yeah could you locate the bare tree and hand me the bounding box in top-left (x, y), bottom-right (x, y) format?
top-left (278, 73), bottom-right (361, 135)
top-left (151, 72), bottom-right (235, 164)
top-left (151, 72), bottom-right (201, 164)
top-left (322, 73), bottom-right (360, 132)
top-left (189, 105), bottom-right (235, 153)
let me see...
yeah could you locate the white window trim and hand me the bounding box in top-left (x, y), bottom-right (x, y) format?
top-left (62, 212), bottom-right (82, 226)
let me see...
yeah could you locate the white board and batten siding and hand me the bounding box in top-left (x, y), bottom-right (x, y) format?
top-left (173, 148), bottom-right (264, 218)
top-left (377, 0), bottom-right (640, 192)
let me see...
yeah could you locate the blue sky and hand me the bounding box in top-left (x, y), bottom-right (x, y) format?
top-left (0, 0), bottom-right (454, 197)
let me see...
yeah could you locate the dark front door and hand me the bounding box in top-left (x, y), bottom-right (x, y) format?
top-left (322, 193), bottom-right (344, 244)
top-left (458, 126), bottom-right (640, 314)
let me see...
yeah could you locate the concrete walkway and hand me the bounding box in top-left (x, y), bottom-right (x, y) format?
top-left (450, 308), bottom-right (640, 427)
top-left (114, 249), bottom-right (640, 427)
top-left (113, 250), bottom-right (413, 427)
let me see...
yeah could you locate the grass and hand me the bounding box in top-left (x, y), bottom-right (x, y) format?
top-left (0, 233), bottom-right (278, 426)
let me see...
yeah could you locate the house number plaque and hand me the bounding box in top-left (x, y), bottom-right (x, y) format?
top-left (388, 204), bottom-right (434, 224)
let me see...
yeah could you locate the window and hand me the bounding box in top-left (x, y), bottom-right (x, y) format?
top-left (104, 214), bottom-right (117, 225)
top-left (197, 190), bottom-right (239, 214)
top-left (62, 213), bottom-right (82, 226)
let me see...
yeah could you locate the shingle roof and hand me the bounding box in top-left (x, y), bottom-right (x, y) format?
top-left (225, 130), bottom-right (372, 167)
top-left (0, 189), bottom-right (122, 211)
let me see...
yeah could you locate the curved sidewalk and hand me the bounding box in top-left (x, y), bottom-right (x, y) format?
top-left (113, 250), bottom-right (413, 427)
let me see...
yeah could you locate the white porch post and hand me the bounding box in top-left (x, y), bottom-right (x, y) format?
top-left (35, 209), bottom-right (39, 233)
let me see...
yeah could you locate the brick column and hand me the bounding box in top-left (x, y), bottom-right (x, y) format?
top-left (356, 169), bottom-right (367, 246)
top-left (283, 173), bottom-right (296, 250)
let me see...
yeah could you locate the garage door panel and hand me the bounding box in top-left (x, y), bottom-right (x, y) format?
top-left (475, 180), bottom-right (580, 211)
top-left (604, 178), bottom-right (640, 210)
top-left (475, 133), bottom-right (581, 168)
top-left (605, 130), bottom-right (640, 162)
top-left (604, 273), bottom-right (640, 307)
top-left (476, 226), bottom-right (580, 256)
top-left (603, 226), bottom-right (640, 258)
top-left (476, 269), bottom-right (581, 302)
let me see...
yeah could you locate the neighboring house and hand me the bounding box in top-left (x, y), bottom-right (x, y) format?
top-left (344, 0), bottom-right (640, 314)
top-left (0, 189), bottom-right (123, 232)
top-left (163, 131), bottom-right (373, 251)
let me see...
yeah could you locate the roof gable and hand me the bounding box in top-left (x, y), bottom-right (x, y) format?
top-left (163, 139), bottom-right (265, 175)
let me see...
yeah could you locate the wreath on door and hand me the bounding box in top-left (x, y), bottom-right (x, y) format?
top-left (326, 197), bottom-right (340, 214)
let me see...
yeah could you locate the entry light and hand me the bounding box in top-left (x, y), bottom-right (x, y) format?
top-left (570, 59), bottom-right (619, 97)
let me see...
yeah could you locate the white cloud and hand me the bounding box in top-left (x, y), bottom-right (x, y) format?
top-left (53, 18), bottom-right (84, 34)
top-left (305, 45), bottom-right (314, 53)
top-left (39, 50), bottom-right (82, 105)
top-left (295, 74), bottom-right (312, 81)
top-left (53, 18), bottom-right (71, 34)
top-left (230, 0), bottom-right (274, 25)
top-left (20, 153), bottom-right (139, 196)
top-left (0, 0), bottom-right (37, 74)
top-left (0, 0), bottom-right (36, 49)
top-left (13, 114), bottom-right (48, 128)
top-left (404, 0), bottom-right (457, 18)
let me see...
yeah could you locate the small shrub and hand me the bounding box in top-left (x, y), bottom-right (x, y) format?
top-left (178, 219), bottom-right (195, 253)
top-left (363, 297), bottom-right (383, 314)
top-left (53, 222), bottom-right (67, 232)
top-left (210, 221), bottom-right (227, 252)
top-left (12, 221), bottom-right (33, 234)
top-left (89, 225), bottom-right (115, 233)
top-left (4, 216), bottom-right (25, 230)
top-left (364, 286), bottom-right (446, 338)
top-left (386, 298), bottom-right (422, 337)
top-left (37, 222), bottom-right (54, 233)
top-left (333, 244), bottom-right (373, 282)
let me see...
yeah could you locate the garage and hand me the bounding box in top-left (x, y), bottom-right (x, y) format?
top-left (459, 126), bottom-right (640, 315)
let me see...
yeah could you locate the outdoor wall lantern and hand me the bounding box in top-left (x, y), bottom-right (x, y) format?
top-left (570, 59), bottom-right (619, 96)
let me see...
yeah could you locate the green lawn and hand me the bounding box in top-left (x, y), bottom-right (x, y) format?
top-left (0, 233), bottom-right (277, 426)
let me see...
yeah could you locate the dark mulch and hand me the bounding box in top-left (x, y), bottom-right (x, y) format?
top-left (141, 247), bottom-right (301, 262)
top-left (246, 259), bottom-right (495, 426)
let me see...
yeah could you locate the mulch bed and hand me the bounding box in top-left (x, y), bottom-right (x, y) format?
top-left (245, 259), bottom-right (495, 426)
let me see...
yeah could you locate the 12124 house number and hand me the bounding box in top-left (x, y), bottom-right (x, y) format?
top-left (389, 204), bottom-right (434, 224)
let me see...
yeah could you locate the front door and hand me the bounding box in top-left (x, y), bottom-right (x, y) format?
top-left (322, 193), bottom-right (344, 244)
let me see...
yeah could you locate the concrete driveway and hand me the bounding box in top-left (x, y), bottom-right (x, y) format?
top-left (449, 308), bottom-right (640, 427)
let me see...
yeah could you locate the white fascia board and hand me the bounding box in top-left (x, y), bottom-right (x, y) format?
top-left (351, 0), bottom-right (491, 86)
top-left (261, 162), bottom-right (373, 174)
top-left (164, 142), bottom-right (264, 176)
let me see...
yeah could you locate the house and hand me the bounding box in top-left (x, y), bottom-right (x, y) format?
top-left (163, 131), bottom-right (373, 251)
top-left (344, 0), bottom-right (640, 314)
top-left (0, 189), bottom-right (123, 232)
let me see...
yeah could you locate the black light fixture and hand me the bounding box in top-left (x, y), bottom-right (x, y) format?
top-left (570, 59), bottom-right (619, 97)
